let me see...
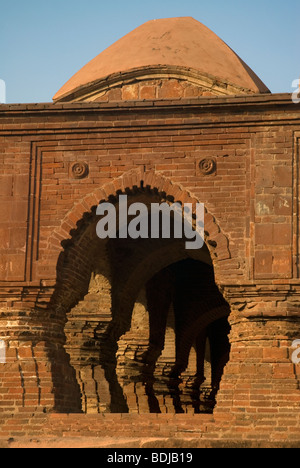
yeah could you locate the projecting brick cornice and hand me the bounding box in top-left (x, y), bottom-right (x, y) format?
top-left (0, 93), bottom-right (298, 114)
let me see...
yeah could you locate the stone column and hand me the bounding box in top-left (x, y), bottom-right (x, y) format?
top-left (214, 296), bottom-right (300, 428)
top-left (0, 304), bottom-right (82, 418)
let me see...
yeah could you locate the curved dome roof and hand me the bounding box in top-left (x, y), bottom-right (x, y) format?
top-left (53, 17), bottom-right (270, 102)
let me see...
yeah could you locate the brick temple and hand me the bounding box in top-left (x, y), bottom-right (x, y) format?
top-left (0, 17), bottom-right (299, 448)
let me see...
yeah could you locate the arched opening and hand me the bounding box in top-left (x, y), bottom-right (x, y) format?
top-left (50, 187), bottom-right (231, 414)
top-left (116, 258), bottom-right (230, 414)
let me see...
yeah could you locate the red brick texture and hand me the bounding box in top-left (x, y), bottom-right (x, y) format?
top-left (0, 94), bottom-right (300, 446)
top-left (93, 78), bottom-right (218, 103)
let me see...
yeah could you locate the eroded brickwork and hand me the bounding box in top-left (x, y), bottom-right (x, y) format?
top-left (93, 78), bottom-right (221, 103)
top-left (0, 94), bottom-right (300, 446)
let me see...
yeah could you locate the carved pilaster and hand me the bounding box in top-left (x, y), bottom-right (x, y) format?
top-left (214, 285), bottom-right (300, 420)
top-left (0, 303), bottom-right (81, 417)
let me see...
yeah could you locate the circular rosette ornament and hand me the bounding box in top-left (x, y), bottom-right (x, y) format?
top-left (199, 158), bottom-right (216, 175)
top-left (70, 162), bottom-right (89, 179)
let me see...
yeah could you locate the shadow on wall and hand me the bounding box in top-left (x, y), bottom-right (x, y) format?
top-left (48, 190), bottom-right (231, 414)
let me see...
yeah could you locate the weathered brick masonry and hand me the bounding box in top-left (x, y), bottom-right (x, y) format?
top-left (0, 16), bottom-right (300, 448)
top-left (0, 93), bottom-right (299, 446)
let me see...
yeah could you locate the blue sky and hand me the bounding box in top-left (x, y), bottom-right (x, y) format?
top-left (1, 0), bottom-right (299, 103)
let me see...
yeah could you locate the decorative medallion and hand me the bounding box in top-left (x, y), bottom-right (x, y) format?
top-left (199, 158), bottom-right (216, 175)
top-left (70, 162), bottom-right (89, 179)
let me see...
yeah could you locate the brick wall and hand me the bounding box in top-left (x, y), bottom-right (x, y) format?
top-left (93, 78), bottom-right (217, 102)
top-left (0, 94), bottom-right (300, 443)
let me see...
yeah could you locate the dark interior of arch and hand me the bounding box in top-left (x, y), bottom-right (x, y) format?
top-left (61, 230), bottom-right (231, 414)
top-left (50, 190), bottom-right (231, 413)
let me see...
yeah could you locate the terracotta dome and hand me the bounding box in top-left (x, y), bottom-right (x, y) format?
top-left (53, 17), bottom-right (270, 102)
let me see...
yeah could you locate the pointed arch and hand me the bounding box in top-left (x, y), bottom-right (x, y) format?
top-left (45, 169), bottom-right (233, 414)
top-left (47, 168), bottom-right (231, 264)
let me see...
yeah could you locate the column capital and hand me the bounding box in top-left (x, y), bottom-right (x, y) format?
top-left (220, 284), bottom-right (300, 319)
